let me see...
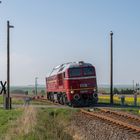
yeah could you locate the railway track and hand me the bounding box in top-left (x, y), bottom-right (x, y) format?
top-left (34, 97), bottom-right (140, 138)
top-left (80, 108), bottom-right (140, 137)
top-left (31, 98), bottom-right (140, 139)
top-left (34, 97), bottom-right (63, 106)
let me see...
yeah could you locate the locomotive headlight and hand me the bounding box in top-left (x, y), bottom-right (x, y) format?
top-left (71, 90), bottom-right (74, 94)
top-left (93, 88), bottom-right (97, 92)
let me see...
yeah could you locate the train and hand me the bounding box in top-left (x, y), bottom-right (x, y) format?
top-left (46, 61), bottom-right (98, 107)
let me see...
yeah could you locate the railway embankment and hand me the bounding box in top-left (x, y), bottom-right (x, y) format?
top-left (70, 108), bottom-right (140, 140)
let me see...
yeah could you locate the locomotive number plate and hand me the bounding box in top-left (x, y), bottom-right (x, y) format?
top-left (80, 90), bottom-right (88, 93)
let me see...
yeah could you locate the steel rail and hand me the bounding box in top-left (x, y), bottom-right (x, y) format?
top-left (34, 98), bottom-right (61, 106)
top-left (81, 109), bottom-right (140, 134)
top-left (99, 108), bottom-right (140, 122)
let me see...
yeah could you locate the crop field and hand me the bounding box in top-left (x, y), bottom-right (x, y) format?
top-left (98, 94), bottom-right (140, 106)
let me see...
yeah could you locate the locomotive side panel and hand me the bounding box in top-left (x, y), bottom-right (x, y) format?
top-left (46, 75), bottom-right (58, 92)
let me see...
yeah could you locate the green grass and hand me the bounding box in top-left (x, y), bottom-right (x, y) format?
top-left (12, 98), bottom-right (25, 104)
top-left (20, 108), bottom-right (78, 140)
top-left (0, 95), bottom-right (54, 105)
top-left (0, 108), bottom-right (23, 139)
top-left (0, 95), bottom-right (24, 105)
top-left (0, 96), bottom-right (3, 104)
top-left (31, 100), bottom-right (53, 105)
top-left (111, 107), bottom-right (140, 115)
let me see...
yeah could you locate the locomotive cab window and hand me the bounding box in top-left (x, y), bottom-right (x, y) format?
top-left (69, 68), bottom-right (81, 77)
top-left (83, 67), bottom-right (94, 76)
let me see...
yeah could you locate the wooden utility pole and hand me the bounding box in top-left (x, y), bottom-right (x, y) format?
top-left (6, 21), bottom-right (14, 109)
top-left (110, 31), bottom-right (113, 104)
top-left (35, 77), bottom-right (38, 96)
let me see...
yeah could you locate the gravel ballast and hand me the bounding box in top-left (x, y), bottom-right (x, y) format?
top-left (69, 112), bottom-right (140, 140)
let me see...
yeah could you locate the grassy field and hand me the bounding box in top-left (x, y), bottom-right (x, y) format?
top-left (0, 86), bottom-right (139, 139)
top-left (0, 96), bottom-right (3, 104)
top-left (24, 108), bottom-right (76, 140)
top-left (0, 105), bottom-right (140, 139)
top-left (2, 107), bottom-right (78, 140)
top-left (0, 107), bottom-right (23, 139)
top-left (0, 95), bottom-right (24, 105)
top-left (112, 107), bottom-right (140, 115)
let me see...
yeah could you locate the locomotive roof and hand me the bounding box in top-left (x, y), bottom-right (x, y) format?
top-left (49, 61), bottom-right (93, 77)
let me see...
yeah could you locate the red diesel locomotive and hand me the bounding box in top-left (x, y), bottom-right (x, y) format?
top-left (46, 61), bottom-right (98, 106)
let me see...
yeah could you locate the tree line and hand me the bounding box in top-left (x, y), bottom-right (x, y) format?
top-left (113, 88), bottom-right (134, 95)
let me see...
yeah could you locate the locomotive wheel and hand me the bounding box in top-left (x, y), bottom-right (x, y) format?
top-left (47, 93), bottom-right (49, 99)
top-left (60, 96), bottom-right (64, 105)
top-left (58, 93), bottom-right (67, 105)
top-left (48, 93), bottom-right (51, 100)
top-left (57, 94), bottom-right (61, 104)
top-left (73, 94), bottom-right (80, 101)
top-left (50, 93), bottom-right (54, 102)
top-left (62, 94), bottom-right (67, 105)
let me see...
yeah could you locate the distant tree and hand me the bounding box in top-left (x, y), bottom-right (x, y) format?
top-left (11, 89), bottom-right (25, 94)
top-left (25, 91), bottom-right (28, 95)
top-left (41, 90), bottom-right (45, 95)
top-left (120, 89), bottom-right (133, 95)
top-left (114, 88), bottom-right (119, 94)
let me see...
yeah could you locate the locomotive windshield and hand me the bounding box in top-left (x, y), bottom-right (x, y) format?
top-left (69, 67), bottom-right (94, 77)
top-left (69, 68), bottom-right (81, 77)
top-left (83, 67), bottom-right (94, 76)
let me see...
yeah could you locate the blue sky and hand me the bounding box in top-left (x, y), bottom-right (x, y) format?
top-left (0, 0), bottom-right (140, 86)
